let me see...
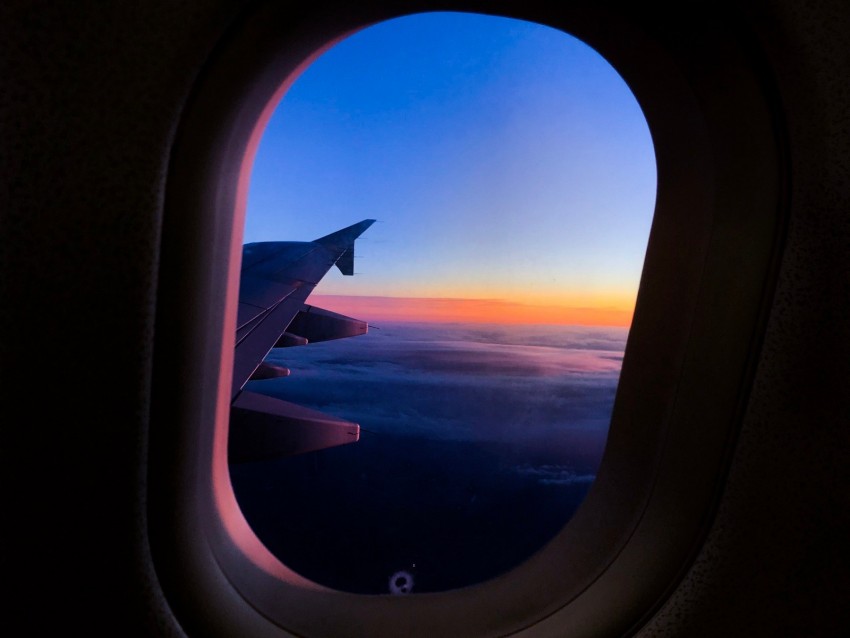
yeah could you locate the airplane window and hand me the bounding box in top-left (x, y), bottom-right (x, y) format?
top-left (229, 11), bottom-right (656, 595)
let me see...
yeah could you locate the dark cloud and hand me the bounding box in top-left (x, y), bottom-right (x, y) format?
top-left (513, 463), bottom-right (596, 486)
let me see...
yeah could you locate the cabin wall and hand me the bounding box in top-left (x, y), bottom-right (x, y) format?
top-left (1, 1), bottom-right (847, 635)
top-left (0, 1), bottom-right (241, 634)
top-left (639, 1), bottom-right (850, 635)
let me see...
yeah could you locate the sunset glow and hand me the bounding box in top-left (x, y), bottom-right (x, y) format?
top-left (311, 294), bottom-right (635, 326)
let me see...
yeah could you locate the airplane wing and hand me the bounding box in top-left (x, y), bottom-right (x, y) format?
top-left (229, 219), bottom-right (375, 463)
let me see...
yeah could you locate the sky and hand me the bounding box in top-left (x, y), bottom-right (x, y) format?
top-left (245, 11), bottom-right (656, 325)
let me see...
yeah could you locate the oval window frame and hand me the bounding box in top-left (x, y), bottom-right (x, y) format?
top-left (149, 3), bottom-right (787, 637)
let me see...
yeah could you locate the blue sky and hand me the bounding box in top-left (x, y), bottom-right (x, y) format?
top-left (245, 11), bottom-right (656, 323)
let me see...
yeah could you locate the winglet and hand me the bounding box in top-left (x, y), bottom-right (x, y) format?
top-left (314, 219), bottom-right (376, 274)
top-left (314, 219), bottom-right (375, 247)
top-left (335, 247), bottom-right (356, 275)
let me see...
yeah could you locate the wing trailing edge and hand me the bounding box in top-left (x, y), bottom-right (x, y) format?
top-left (230, 219), bottom-right (375, 461)
top-left (282, 304), bottom-right (368, 344)
top-left (229, 391), bottom-right (360, 463)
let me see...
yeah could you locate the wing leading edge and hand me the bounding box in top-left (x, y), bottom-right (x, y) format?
top-left (229, 219), bottom-right (375, 463)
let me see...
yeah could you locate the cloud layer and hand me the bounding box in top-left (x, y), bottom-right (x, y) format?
top-left (233, 322), bottom-right (627, 593)
top-left (257, 322), bottom-right (624, 451)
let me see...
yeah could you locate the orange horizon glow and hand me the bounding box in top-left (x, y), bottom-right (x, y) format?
top-left (310, 294), bottom-right (635, 327)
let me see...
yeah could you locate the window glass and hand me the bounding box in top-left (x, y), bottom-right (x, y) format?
top-left (230, 11), bottom-right (655, 594)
